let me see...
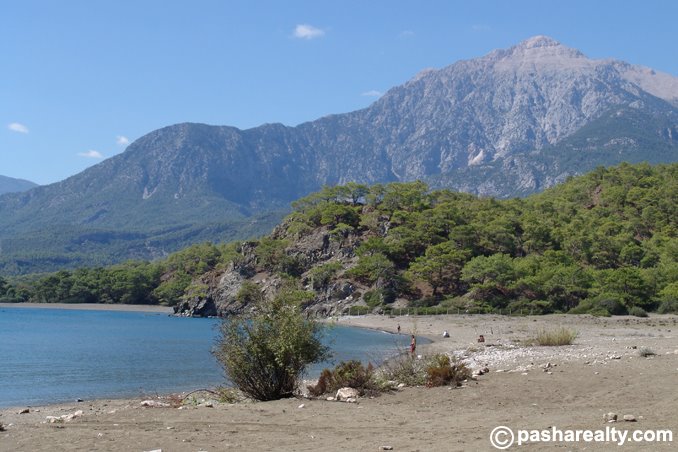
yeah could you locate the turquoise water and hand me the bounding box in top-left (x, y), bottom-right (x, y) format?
top-left (0, 307), bottom-right (410, 408)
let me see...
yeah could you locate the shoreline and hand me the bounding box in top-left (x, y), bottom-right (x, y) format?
top-left (0, 302), bottom-right (173, 313)
top-left (1, 313), bottom-right (677, 450)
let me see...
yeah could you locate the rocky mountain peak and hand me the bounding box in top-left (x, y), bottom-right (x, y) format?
top-left (516, 35), bottom-right (562, 49)
top-left (485, 35), bottom-right (587, 69)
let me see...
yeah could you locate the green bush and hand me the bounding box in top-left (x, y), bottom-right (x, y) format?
top-left (628, 306), bottom-right (648, 317)
top-left (569, 294), bottom-right (627, 316)
top-left (505, 299), bottom-right (554, 315)
top-left (657, 298), bottom-right (678, 314)
top-left (213, 294), bottom-right (330, 401)
top-left (308, 262), bottom-right (342, 290)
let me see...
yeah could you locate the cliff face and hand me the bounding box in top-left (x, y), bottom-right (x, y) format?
top-left (174, 220), bottom-right (369, 317)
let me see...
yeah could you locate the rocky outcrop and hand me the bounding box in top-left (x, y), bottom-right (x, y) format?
top-left (174, 219), bottom-right (370, 317)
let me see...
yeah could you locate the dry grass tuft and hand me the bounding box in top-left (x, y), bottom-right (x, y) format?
top-left (534, 327), bottom-right (578, 346)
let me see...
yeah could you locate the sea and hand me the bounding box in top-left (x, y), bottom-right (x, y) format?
top-left (0, 307), bottom-right (411, 408)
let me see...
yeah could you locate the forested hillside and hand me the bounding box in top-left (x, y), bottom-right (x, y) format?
top-left (2, 163), bottom-right (676, 316)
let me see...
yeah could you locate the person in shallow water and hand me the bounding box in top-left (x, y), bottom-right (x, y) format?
top-left (410, 334), bottom-right (416, 355)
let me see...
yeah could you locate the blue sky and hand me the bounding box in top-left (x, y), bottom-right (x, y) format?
top-left (3, 0), bottom-right (677, 184)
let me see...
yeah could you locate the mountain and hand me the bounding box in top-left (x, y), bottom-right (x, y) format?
top-left (1, 36), bottom-right (677, 274)
top-left (0, 175), bottom-right (37, 195)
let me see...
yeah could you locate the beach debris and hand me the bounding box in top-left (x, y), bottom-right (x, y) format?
top-left (298, 403), bottom-right (305, 409)
top-left (442, 330), bottom-right (450, 338)
top-left (539, 362), bottom-right (555, 370)
top-left (19, 408), bottom-right (30, 414)
top-left (140, 400), bottom-right (170, 408)
top-left (345, 398), bottom-right (357, 403)
top-left (0, 423), bottom-right (5, 432)
top-left (396, 383), bottom-right (406, 389)
top-left (335, 387), bottom-right (360, 401)
top-left (623, 414), bottom-right (637, 422)
top-left (143, 449), bottom-right (162, 452)
top-left (381, 446), bottom-right (394, 450)
top-left (197, 401), bottom-right (215, 408)
top-left (46, 410), bottom-right (83, 423)
top-left (603, 412), bottom-right (618, 422)
top-left (326, 397), bottom-right (335, 401)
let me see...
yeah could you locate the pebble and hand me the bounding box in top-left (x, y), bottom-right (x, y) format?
top-left (19, 408), bottom-right (30, 414)
top-left (381, 447), bottom-right (394, 451)
top-left (623, 414), bottom-right (637, 422)
top-left (140, 400), bottom-right (170, 408)
top-left (603, 412), bottom-right (618, 422)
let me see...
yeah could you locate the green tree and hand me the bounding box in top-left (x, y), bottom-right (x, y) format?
top-left (406, 242), bottom-right (469, 296)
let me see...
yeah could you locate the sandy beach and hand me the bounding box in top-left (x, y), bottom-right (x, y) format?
top-left (1, 314), bottom-right (677, 451)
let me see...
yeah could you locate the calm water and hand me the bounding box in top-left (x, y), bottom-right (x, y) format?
top-left (0, 307), bottom-right (410, 408)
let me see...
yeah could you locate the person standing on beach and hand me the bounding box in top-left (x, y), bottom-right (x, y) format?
top-left (410, 334), bottom-right (416, 355)
top-left (397, 323), bottom-right (401, 334)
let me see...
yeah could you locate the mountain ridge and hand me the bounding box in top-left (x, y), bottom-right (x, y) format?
top-left (1, 35), bottom-right (677, 274)
top-left (0, 175), bottom-right (37, 195)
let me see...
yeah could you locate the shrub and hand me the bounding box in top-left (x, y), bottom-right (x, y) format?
top-left (213, 294), bottom-right (330, 401)
top-left (534, 327), bottom-right (577, 346)
top-left (569, 294), bottom-right (627, 316)
top-left (657, 298), bottom-right (678, 314)
top-left (308, 262), bottom-right (342, 290)
top-left (638, 347), bottom-right (656, 357)
top-left (505, 299), bottom-right (554, 315)
top-left (628, 306), bottom-right (648, 317)
top-left (307, 360), bottom-right (377, 396)
top-left (425, 354), bottom-right (471, 387)
top-left (379, 353), bottom-right (428, 387)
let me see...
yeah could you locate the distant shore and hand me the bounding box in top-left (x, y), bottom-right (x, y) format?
top-left (0, 302), bottom-right (173, 313)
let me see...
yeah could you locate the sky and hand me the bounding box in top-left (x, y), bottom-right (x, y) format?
top-left (2, 0), bottom-right (678, 185)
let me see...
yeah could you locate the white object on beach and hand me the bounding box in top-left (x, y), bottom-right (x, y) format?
top-left (335, 387), bottom-right (360, 401)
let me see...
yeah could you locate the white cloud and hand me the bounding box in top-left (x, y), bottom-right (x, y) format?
top-left (293, 24), bottom-right (325, 40)
top-left (116, 135), bottom-right (130, 146)
top-left (8, 122), bottom-right (29, 134)
top-left (399, 30), bottom-right (415, 38)
top-left (78, 150), bottom-right (104, 159)
top-left (361, 90), bottom-right (383, 97)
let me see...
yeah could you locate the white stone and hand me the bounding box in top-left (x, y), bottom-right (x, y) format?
top-left (335, 387), bottom-right (360, 401)
top-left (140, 400), bottom-right (170, 408)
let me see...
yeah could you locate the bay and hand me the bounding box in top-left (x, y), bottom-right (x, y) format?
top-left (0, 307), bottom-right (410, 408)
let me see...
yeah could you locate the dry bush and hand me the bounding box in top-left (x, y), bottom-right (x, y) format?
top-left (307, 361), bottom-right (377, 396)
top-left (425, 354), bottom-right (471, 387)
top-left (534, 327), bottom-right (578, 346)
